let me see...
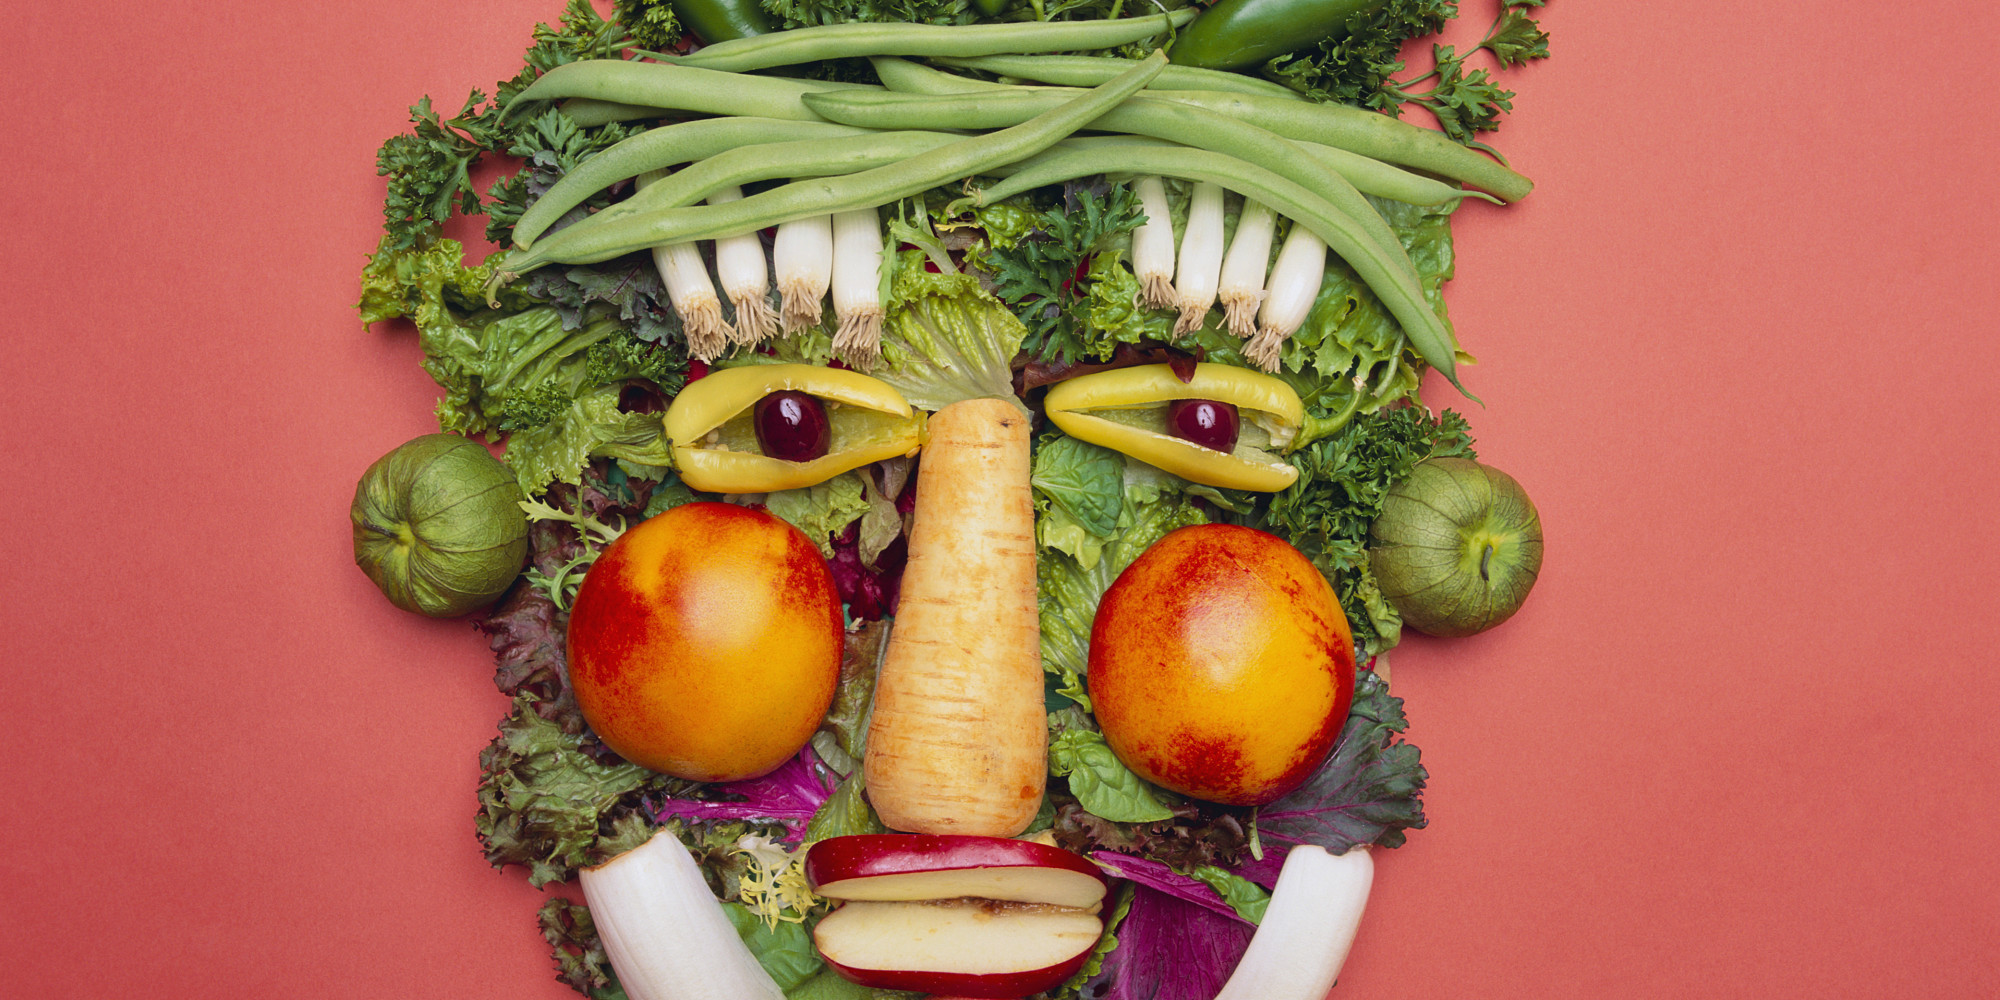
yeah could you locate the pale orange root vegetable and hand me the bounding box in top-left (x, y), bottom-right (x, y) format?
top-left (863, 396), bottom-right (1045, 837)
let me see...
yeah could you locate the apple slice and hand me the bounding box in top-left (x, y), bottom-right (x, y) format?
top-left (806, 834), bottom-right (1110, 909)
top-left (813, 899), bottom-right (1102, 998)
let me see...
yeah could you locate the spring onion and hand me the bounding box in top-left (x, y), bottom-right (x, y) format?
top-left (830, 207), bottom-right (886, 368)
top-left (1218, 198), bottom-right (1277, 338)
top-left (1211, 846), bottom-right (1374, 1000)
top-left (1132, 176), bottom-right (1176, 309)
top-left (1174, 182), bottom-right (1226, 334)
top-left (638, 171), bottom-right (730, 360)
top-left (708, 187), bottom-right (776, 346)
top-left (774, 214), bottom-right (833, 334)
top-left (1249, 224), bottom-right (1327, 371)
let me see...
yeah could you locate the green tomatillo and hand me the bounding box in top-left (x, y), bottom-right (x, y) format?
top-left (1369, 457), bottom-right (1543, 638)
top-left (351, 433), bottom-right (530, 618)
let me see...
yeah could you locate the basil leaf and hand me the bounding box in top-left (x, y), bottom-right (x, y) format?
top-left (1186, 865), bottom-right (1272, 924)
top-left (1049, 729), bottom-right (1174, 823)
top-left (721, 903), bottom-right (820, 992)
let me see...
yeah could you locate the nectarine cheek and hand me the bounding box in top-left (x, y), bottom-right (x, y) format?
top-left (566, 502), bottom-right (843, 781)
top-left (1087, 524), bottom-right (1355, 806)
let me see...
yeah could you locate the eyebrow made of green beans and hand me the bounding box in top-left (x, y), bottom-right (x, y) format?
top-left (932, 52), bottom-right (1305, 102)
top-left (513, 118), bottom-right (882, 247)
top-left (861, 61), bottom-right (1487, 208)
top-left (801, 88), bottom-right (1418, 274)
top-left (814, 72), bottom-right (1531, 203)
top-left (500, 59), bottom-right (880, 123)
top-left (970, 146), bottom-right (1471, 398)
top-left (492, 51), bottom-right (1169, 282)
top-left (661, 8), bottom-right (1196, 73)
top-left (520, 130), bottom-right (962, 260)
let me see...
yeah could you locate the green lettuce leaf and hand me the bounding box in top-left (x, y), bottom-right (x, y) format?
top-left (1032, 433), bottom-right (1127, 568)
top-left (359, 239), bottom-right (688, 495)
top-left (1033, 434), bottom-right (1124, 537)
top-left (873, 251), bottom-right (1026, 410)
top-left (803, 771), bottom-right (888, 841)
top-left (504, 383), bottom-right (675, 496)
top-left (763, 471), bottom-right (871, 556)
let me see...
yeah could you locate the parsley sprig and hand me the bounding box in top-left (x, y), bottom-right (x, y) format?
top-left (372, 0), bottom-right (641, 253)
top-left (1267, 0), bottom-right (1551, 146)
top-left (980, 179), bottom-right (1147, 364)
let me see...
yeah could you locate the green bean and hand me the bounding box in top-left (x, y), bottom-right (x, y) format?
top-left (970, 144), bottom-right (1472, 398)
top-left (1294, 140), bottom-right (1498, 206)
top-left (800, 81), bottom-right (1530, 202)
top-left (1159, 89), bottom-right (1531, 203)
top-left (556, 97), bottom-right (680, 127)
top-left (515, 118), bottom-right (881, 248)
top-left (934, 52), bottom-right (1305, 101)
top-left (664, 9), bottom-right (1196, 73)
top-left (1012, 133), bottom-right (1483, 207)
top-left (493, 51), bottom-right (1170, 281)
top-left (500, 59), bottom-right (879, 123)
top-left (802, 88), bottom-right (1415, 270)
top-left (869, 56), bottom-right (1010, 96)
top-left (523, 130), bottom-right (962, 260)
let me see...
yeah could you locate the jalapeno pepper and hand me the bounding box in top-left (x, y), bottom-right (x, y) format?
top-left (669, 0), bottom-right (772, 45)
top-left (1170, 0), bottom-right (1385, 71)
top-left (1043, 363), bottom-right (1304, 492)
top-left (665, 364), bottom-right (925, 493)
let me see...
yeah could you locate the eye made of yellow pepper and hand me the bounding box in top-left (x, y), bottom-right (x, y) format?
top-left (1043, 363), bottom-right (1305, 492)
top-left (664, 364), bottom-right (926, 494)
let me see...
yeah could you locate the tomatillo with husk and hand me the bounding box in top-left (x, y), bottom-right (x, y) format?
top-left (1369, 457), bottom-right (1542, 637)
top-left (351, 433), bottom-right (529, 617)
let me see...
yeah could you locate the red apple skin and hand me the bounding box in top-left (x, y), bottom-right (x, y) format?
top-left (566, 502), bottom-right (842, 782)
top-left (805, 835), bottom-right (1109, 898)
top-left (818, 943), bottom-right (1096, 999)
top-left (1088, 523), bottom-right (1355, 806)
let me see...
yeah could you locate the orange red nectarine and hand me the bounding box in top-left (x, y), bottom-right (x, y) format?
top-left (1088, 524), bottom-right (1354, 806)
top-left (567, 502), bottom-right (842, 781)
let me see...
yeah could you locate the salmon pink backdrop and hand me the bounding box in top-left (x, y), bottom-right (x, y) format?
top-left (7, 1), bottom-right (1997, 997)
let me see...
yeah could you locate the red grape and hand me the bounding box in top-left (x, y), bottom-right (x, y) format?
top-left (1165, 398), bottom-right (1239, 452)
top-left (754, 391), bottom-right (831, 462)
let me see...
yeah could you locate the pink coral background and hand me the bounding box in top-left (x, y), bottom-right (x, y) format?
top-left (7, 1), bottom-right (1996, 996)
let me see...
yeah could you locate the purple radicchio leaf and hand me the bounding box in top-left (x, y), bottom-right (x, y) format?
top-left (1082, 884), bottom-right (1252, 1000)
top-left (1090, 852), bottom-right (1249, 925)
top-left (1228, 846), bottom-right (1290, 890)
top-left (651, 746), bottom-right (837, 837)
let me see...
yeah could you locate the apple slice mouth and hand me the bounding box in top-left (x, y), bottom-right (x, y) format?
top-left (813, 865), bottom-right (1108, 909)
top-left (814, 899), bottom-right (1102, 998)
top-left (806, 834), bottom-right (1111, 909)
